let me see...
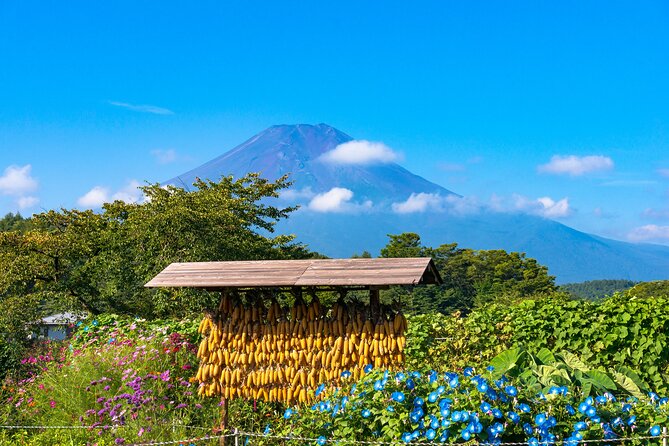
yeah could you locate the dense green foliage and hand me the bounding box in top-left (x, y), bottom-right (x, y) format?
top-left (0, 174), bottom-right (308, 319)
top-left (0, 212), bottom-right (32, 232)
top-left (381, 233), bottom-right (557, 314)
top-left (627, 281), bottom-right (669, 299)
top-left (3, 304), bottom-right (669, 445)
top-left (404, 293), bottom-right (669, 394)
top-left (560, 280), bottom-right (636, 300)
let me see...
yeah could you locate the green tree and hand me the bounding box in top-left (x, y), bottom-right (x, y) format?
top-left (627, 280), bottom-right (669, 299)
top-left (0, 212), bottom-right (32, 232)
top-left (380, 232), bottom-right (556, 314)
top-left (560, 279), bottom-right (636, 300)
top-left (0, 174), bottom-right (308, 318)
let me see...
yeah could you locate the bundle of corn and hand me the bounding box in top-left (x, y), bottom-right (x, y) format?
top-left (195, 295), bottom-right (407, 404)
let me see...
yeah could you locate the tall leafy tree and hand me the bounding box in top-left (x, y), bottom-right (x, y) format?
top-left (0, 174), bottom-right (309, 318)
top-left (380, 232), bottom-right (556, 314)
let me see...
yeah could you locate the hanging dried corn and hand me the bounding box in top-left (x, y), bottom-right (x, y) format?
top-left (195, 293), bottom-right (407, 404)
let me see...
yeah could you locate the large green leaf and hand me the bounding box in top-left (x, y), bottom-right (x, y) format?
top-left (611, 371), bottom-right (643, 399)
top-left (614, 365), bottom-right (649, 392)
top-left (490, 347), bottom-right (524, 377)
top-left (535, 348), bottom-right (556, 365)
top-left (584, 370), bottom-right (617, 391)
top-left (560, 351), bottom-right (590, 373)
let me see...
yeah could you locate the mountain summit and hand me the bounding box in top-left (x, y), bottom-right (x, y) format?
top-left (168, 124), bottom-right (669, 283)
top-left (168, 124), bottom-right (455, 204)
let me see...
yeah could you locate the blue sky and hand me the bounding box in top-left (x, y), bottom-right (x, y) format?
top-left (1, 1), bottom-right (668, 244)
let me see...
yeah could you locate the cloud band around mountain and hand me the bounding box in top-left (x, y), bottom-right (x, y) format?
top-left (320, 140), bottom-right (401, 165)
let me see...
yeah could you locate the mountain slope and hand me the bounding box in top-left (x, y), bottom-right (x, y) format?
top-left (168, 124), bottom-right (455, 204)
top-left (166, 124), bottom-right (669, 283)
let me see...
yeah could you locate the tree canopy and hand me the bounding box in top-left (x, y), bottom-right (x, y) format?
top-left (380, 232), bottom-right (556, 314)
top-left (0, 174), bottom-right (311, 319)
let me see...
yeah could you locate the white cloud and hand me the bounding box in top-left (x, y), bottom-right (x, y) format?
top-left (538, 155), bottom-right (614, 176)
top-left (109, 101), bottom-right (174, 115)
top-left (392, 193), bottom-right (443, 213)
top-left (320, 140), bottom-right (400, 165)
top-left (512, 194), bottom-right (572, 218)
top-left (308, 187), bottom-right (355, 212)
top-left (77, 180), bottom-right (143, 208)
top-left (628, 225), bottom-right (669, 242)
top-left (78, 186), bottom-right (110, 208)
top-left (391, 193), bottom-right (480, 215)
top-left (112, 180), bottom-right (143, 203)
top-left (151, 149), bottom-right (178, 164)
top-left (17, 196), bottom-right (39, 209)
top-left (0, 165), bottom-right (38, 196)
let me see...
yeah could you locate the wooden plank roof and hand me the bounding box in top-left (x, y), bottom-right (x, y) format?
top-left (145, 258), bottom-right (442, 289)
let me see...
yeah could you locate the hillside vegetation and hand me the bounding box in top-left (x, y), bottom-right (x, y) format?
top-left (1, 177), bottom-right (668, 445)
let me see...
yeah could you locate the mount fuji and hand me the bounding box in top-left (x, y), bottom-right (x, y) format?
top-left (167, 124), bottom-right (669, 283)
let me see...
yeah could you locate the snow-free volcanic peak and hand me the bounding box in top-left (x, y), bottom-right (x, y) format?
top-left (167, 123), bottom-right (455, 204)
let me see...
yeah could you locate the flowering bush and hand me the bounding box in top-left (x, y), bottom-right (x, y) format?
top-left (268, 365), bottom-right (668, 445)
top-left (0, 316), bottom-right (221, 445)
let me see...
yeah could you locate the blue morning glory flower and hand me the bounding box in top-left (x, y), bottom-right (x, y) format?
top-left (341, 370), bottom-right (351, 379)
top-left (283, 408), bottom-right (293, 419)
top-left (317, 435), bottom-right (327, 445)
top-left (463, 367), bottom-right (474, 377)
top-left (386, 405), bottom-right (395, 413)
top-left (361, 409), bottom-right (371, 418)
top-left (426, 429), bottom-right (436, 440)
top-left (486, 365), bottom-right (495, 372)
top-left (414, 397), bottom-right (424, 407)
top-left (391, 391), bottom-right (405, 402)
top-left (650, 426), bottom-right (661, 436)
top-left (373, 380), bottom-right (384, 391)
top-left (505, 385), bottom-right (518, 396)
top-left (507, 411), bottom-right (520, 423)
top-left (492, 408), bottom-right (503, 419)
top-left (428, 392), bottom-right (438, 403)
top-left (363, 364), bottom-right (373, 373)
top-left (315, 384), bottom-right (325, 396)
top-left (480, 402), bottom-right (492, 412)
top-left (574, 422), bottom-right (587, 431)
top-left (518, 403), bottom-right (531, 413)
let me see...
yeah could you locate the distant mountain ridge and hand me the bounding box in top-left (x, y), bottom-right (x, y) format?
top-left (166, 124), bottom-right (669, 283)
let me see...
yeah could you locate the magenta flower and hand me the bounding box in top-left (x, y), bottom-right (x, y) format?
top-left (49, 400), bottom-right (56, 408)
top-left (160, 370), bottom-right (170, 382)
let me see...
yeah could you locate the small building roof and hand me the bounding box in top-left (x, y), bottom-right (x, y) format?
top-left (145, 258), bottom-right (442, 289)
top-left (40, 312), bottom-right (84, 325)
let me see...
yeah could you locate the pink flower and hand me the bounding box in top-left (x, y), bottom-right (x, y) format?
top-left (49, 400), bottom-right (56, 408)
